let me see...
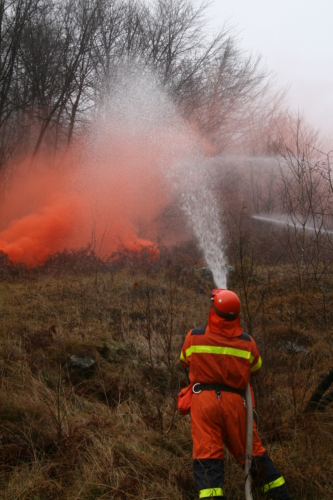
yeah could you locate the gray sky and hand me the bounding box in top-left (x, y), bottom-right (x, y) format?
top-left (204, 0), bottom-right (333, 137)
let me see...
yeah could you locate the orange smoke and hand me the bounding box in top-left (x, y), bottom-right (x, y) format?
top-left (0, 193), bottom-right (79, 265)
top-left (0, 118), bottom-right (197, 266)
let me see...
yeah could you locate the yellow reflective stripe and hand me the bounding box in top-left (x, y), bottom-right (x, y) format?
top-left (199, 487), bottom-right (223, 498)
top-left (261, 476), bottom-right (285, 493)
top-left (251, 356), bottom-right (262, 373)
top-left (185, 345), bottom-right (251, 360)
top-left (250, 353), bottom-right (255, 363)
top-left (180, 350), bottom-right (189, 365)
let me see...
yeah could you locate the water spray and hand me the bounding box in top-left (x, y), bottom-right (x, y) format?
top-left (253, 214), bottom-right (333, 234)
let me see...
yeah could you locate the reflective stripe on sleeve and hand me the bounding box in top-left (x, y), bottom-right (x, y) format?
top-left (199, 487), bottom-right (223, 498)
top-left (261, 476), bottom-right (285, 493)
top-left (180, 350), bottom-right (189, 364)
top-left (185, 345), bottom-right (251, 360)
top-left (250, 356), bottom-right (262, 373)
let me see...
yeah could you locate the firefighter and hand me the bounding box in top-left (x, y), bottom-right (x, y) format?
top-left (180, 289), bottom-right (291, 499)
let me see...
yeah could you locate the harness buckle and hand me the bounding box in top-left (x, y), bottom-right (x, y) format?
top-left (192, 383), bottom-right (202, 394)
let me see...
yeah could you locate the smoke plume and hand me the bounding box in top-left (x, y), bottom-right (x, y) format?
top-left (0, 69), bottom-right (228, 286)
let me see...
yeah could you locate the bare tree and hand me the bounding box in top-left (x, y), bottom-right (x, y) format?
top-left (0, 0), bottom-right (40, 165)
top-left (140, 0), bottom-right (273, 151)
top-left (32, 0), bottom-right (101, 155)
top-left (0, 0), bottom-right (282, 165)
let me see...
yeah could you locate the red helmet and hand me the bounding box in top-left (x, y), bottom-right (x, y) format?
top-left (210, 289), bottom-right (240, 320)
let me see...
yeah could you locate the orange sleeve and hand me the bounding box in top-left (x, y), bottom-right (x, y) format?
top-left (180, 330), bottom-right (192, 367)
top-left (250, 338), bottom-right (262, 375)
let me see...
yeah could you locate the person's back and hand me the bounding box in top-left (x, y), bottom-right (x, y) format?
top-left (180, 289), bottom-right (291, 500)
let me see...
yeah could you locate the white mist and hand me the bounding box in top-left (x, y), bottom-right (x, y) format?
top-left (88, 67), bottom-right (229, 287)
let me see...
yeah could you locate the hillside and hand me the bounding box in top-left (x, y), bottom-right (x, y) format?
top-left (0, 246), bottom-right (332, 499)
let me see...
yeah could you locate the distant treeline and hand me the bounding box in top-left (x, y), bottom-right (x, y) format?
top-left (0, 0), bottom-right (280, 167)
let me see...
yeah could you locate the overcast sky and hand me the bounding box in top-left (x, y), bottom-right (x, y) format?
top-left (204, 0), bottom-right (333, 138)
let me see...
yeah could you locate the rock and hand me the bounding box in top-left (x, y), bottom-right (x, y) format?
top-left (284, 342), bottom-right (308, 354)
top-left (69, 355), bottom-right (95, 369)
top-left (195, 267), bottom-right (214, 281)
top-left (195, 266), bottom-right (235, 282)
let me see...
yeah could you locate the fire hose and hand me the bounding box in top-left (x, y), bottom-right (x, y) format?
top-left (245, 383), bottom-right (254, 500)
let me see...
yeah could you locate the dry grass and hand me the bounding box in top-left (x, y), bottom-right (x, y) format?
top-left (0, 248), bottom-right (332, 499)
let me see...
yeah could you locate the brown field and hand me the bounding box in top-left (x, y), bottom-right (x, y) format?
top-left (0, 247), bottom-right (332, 499)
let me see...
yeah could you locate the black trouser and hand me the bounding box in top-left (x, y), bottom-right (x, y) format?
top-left (251, 452), bottom-right (291, 499)
top-left (193, 453), bottom-right (291, 499)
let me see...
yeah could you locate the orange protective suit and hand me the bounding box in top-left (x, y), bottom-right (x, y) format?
top-left (180, 305), bottom-right (290, 500)
top-left (191, 390), bottom-right (265, 462)
top-left (180, 311), bottom-right (262, 389)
